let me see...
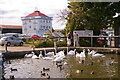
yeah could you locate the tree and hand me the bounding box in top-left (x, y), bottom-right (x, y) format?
top-left (66, 2), bottom-right (120, 35)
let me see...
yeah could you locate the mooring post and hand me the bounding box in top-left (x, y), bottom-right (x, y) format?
top-left (110, 37), bottom-right (112, 48)
top-left (54, 38), bottom-right (57, 55)
top-left (5, 44), bottom-right (8, 53)
top-left (91, 36), bottom-right (93, 47)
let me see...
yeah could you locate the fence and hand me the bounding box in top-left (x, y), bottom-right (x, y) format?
top-left (78, 36), bottom-right (119, 48)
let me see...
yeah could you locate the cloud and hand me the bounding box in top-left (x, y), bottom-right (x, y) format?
top-left (0, 0), bottom-right (68, 29)
top-left (0, 9), bottom-right (19, 15)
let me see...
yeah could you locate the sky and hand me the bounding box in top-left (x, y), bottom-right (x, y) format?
top-left (0, 0), bottom-right (68, 29)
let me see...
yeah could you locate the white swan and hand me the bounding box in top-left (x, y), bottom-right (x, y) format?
top-left (24, 54), bottom-right (33, 58)
top-left (80, 50), bottom-right (86, 58)
top-left (92, 50), bottom-right (103, 57)
top-left (32, 51), bottom-right (39, 59)
top-left (88, 50), bottom-right (96, 55)
top-left (76, 52), bottom-right (80, 57)
top-left (43, 57), bottom-right (53, 60)
top-left (67, 49), bottom-right (76, 56)
top-left (53, 56), bottom-right (63, 62)
top-left (45, 52), bottom-right (54, 56)
top-left (92, 53), bottom-right (103, 57)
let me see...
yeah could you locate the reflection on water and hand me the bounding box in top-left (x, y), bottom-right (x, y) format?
top-left (4, 53), bottom-right (118, 78)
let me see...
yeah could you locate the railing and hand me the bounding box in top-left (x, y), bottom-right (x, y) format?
top-left (24, 36), bottom-right (120, 48)
top-left (78, 36), bottom-right (120, 48)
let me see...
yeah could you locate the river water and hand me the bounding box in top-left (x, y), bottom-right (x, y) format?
top-left (4, 53), bottom-right (119, 79)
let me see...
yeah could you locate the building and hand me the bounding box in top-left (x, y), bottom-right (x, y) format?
top-left (21, 10), bottom-right (52, 36)
top-left (0, 25), bottom-right (22, 34)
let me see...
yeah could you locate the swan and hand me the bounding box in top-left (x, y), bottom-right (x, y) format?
top-left (88, 50), bottom-right (96, 55)
top-left (39, 53), bottom-right (43, 58)
top-left (79, 50), bottom-right (86, 57)
top-left (67, 49), bottom-right (76, 56)
top-left (24, 54), bottom-right (33, 58)
top-left (43, 57), bottom-right (53, 60)
top-left (32, 51), bottom-right (39, 59)
top-left (64, 62), bottom-right (68, 65)
top-left (45, 52), bottom-right (54, 56)
top-left (87, 49), bottom-right (91, 55)
top-left (92, 52), bottom-right (103, 57)
top-left (53, 56), bottom-right (63, 62)
top-left (76, 52), bottom-right (80, 57)
top-left (54, 50), bottom-right (65, 58)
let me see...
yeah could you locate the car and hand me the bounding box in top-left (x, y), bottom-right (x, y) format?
top-left (18, 34), bottom-right (30, 42)
top-left (31, 34), bottom-right (43, 40)
top-left (0, 36), bottom-right (24, 46)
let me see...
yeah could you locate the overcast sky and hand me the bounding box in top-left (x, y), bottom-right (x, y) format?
top-left (0, 0), bottom-right (68, 29)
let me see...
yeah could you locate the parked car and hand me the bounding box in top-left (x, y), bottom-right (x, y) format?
top-left (4, 33), bottom-right (20, 37)
top-left (31, 34), bottom-right (43, 40)
top-left (0, 36), bottom-right (24, 46)
top-left (18, 34), bottom-right (30, 42)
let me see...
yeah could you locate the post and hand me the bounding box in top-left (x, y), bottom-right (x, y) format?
top-left (5, 44), bottom-right (8, 53)
top-left (91, 36), bottom-right (93, 47)
top-left (110, 36), bottom-right (112, 48)
top-left (54, 38), bottom-right (57, 55)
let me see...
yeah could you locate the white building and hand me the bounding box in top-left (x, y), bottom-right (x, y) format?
top-left (21, 10), bottom-right (52, 36)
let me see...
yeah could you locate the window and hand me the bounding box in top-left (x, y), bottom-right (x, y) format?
top-left (43, 20), bottom-right (45, 23)
top-left (46, 26), bottom-right (48, 29)
top-left (49, 21), bottom-right (51, 23)
top-left (43, 26), bottom-right (45, 29)
top-left (49, 26), bottom-right (50, 29)
top-left (41, 26), bottom-right (42, 28)
top-left (29, 20), bottom-right (31, 22)
top-left (46, 20), bottom-right (48, 23)
top-left (34, 21), bottom-right (37, 24)
top-left (34, 28), bottom-right (36, 30)
top-left (40, 20), bottom-right (42, 23)
top-left (29, 26), bottom-right (31, 28)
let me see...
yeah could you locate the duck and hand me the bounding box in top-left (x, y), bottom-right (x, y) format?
top-left (10, 75), bottom-right (14, 79)
top-left (43, 68), bottom-right (50, 71)
top-left (56, 63), bottom-right (62, 68)
top-left (40, 71), bottom-right (45, 76)
top-left (79, 60), bottom-right (84, 64)
top-left (109, 61), bottom-right (114, 66)
top-left (7, 60), bottom-right (11, 64)
top-left (76, 70), bottom-right (83, 73)
top-left (65, 73), bottom-right (71, 78)
top-left (87, 62), bottom-right (93, 66)
top-left (10, 68), bottom-right (17, 72)
top-left (46, 74), bottom-right (50, 79)
top-left (97, 59), bottom-right (103, 63)
top-left (91, 71), bottom-right (94, 74)
top-left (109, 57), bottom-right (114, 60)
top-left (67, 49), bottom-right (76, 56)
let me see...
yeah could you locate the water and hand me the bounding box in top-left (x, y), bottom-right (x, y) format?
top-left (4, 53), bottom-right (118, 78)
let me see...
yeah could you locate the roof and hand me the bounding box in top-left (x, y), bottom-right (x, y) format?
top-left (26, 10), bottom-right (48, 17)
top-left (0, 25), bottom-right (22, 29)
top-left (55, 29), bottom-right (64, 31)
